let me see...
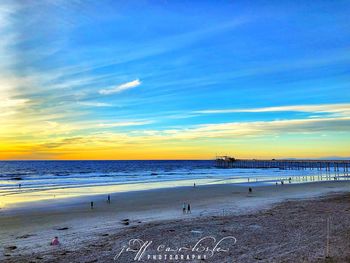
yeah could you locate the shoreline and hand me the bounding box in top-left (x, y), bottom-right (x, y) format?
top-left (1, 181), bottom-right (350, 262)
top-left (2, 174), bottom-right (348, 211)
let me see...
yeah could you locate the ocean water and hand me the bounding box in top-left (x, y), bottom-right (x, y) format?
top-left (0, 160), bottom-right (348, 207)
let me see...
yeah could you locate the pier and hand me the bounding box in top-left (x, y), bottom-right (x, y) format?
top-left (215, 156), bottom-right (350, 172)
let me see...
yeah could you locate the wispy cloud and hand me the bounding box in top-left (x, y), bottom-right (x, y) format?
top-left (1, 98), bottom-right (30, 108)
top-left (77, 101), bottom-right (112, 107)
top-left (195, 103), bottom-right (350, 115)
top-left (99, 79), bottom-right (141, 95)
top-left (97, 120), bottom-right (153, 128)
top-left (131, 116), bottom-right (350, 140)
top-left (30, 116), bottom-right (350, 152)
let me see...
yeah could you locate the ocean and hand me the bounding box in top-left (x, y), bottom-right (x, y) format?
top-left (0, 160), bottom-right (348, 207)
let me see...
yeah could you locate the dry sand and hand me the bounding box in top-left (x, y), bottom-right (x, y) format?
top-left (1, 181), bottom-right (350, 262)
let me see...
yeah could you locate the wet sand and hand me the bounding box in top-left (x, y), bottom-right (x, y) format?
top-left (1, 181), bottom-right (350, 262)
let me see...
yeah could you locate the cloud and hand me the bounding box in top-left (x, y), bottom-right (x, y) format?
top-left (41, 137), bottom-right (86, 149)
top-left (99, 79), bottom-right (141, 95)
top-left (97, 120), bottom-right (154, 128)
top-left (1, 98), bottom-right (30, 108)
top-left (78, 101), bottom-right (112, 107)
top-left (5, 115), bottom-right (350, 156)
top-left (134, 116), bottom-right (350, 140)
top-left (195, 103), bottom-right (350, 115)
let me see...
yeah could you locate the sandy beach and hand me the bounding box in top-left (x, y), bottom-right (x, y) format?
top-left (1, 180), bottom-right (350, 262)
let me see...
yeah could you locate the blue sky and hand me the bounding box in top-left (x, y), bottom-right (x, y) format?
top-left (1, 0), bottom-right (350, 159)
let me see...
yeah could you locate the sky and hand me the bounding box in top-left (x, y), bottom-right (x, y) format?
top-left (0, 0), bottom-right (349, 160)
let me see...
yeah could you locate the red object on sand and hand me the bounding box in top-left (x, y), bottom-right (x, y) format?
top-left (50, 237), bottom-right (60, 246)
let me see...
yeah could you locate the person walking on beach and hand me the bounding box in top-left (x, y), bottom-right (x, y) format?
top-left (90, 201), bottom-right (94, 209)
top-left (187, 203), bottom-right (191, 214)
top-left (183, 202), bottom-right (186, 214)
top-left (107, 195), bottom-right (111, 204)
top-left (249, 187), bottom-right (252, 193)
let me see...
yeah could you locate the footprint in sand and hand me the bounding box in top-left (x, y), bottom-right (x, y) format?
top-left (6, 245), bottom-right (17, 250)
top-left (55, 227), bottom-right (69, 230)
top-left (16, 234), bottom-right (36, 239)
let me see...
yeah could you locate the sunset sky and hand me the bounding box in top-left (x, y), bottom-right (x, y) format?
top-left (1, 0), bottom-right (349, 160)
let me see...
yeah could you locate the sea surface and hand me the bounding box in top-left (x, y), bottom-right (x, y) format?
top-left (0, 160), bottom-right (348, 207)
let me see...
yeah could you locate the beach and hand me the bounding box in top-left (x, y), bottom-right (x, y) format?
top-left (2, 0), bottom-right (350, 261)
top-left (1, 180), bottom-right (350, 262)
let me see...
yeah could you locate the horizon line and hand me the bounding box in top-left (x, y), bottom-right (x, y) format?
top-left (1, 157), bottom-right (350, 161)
